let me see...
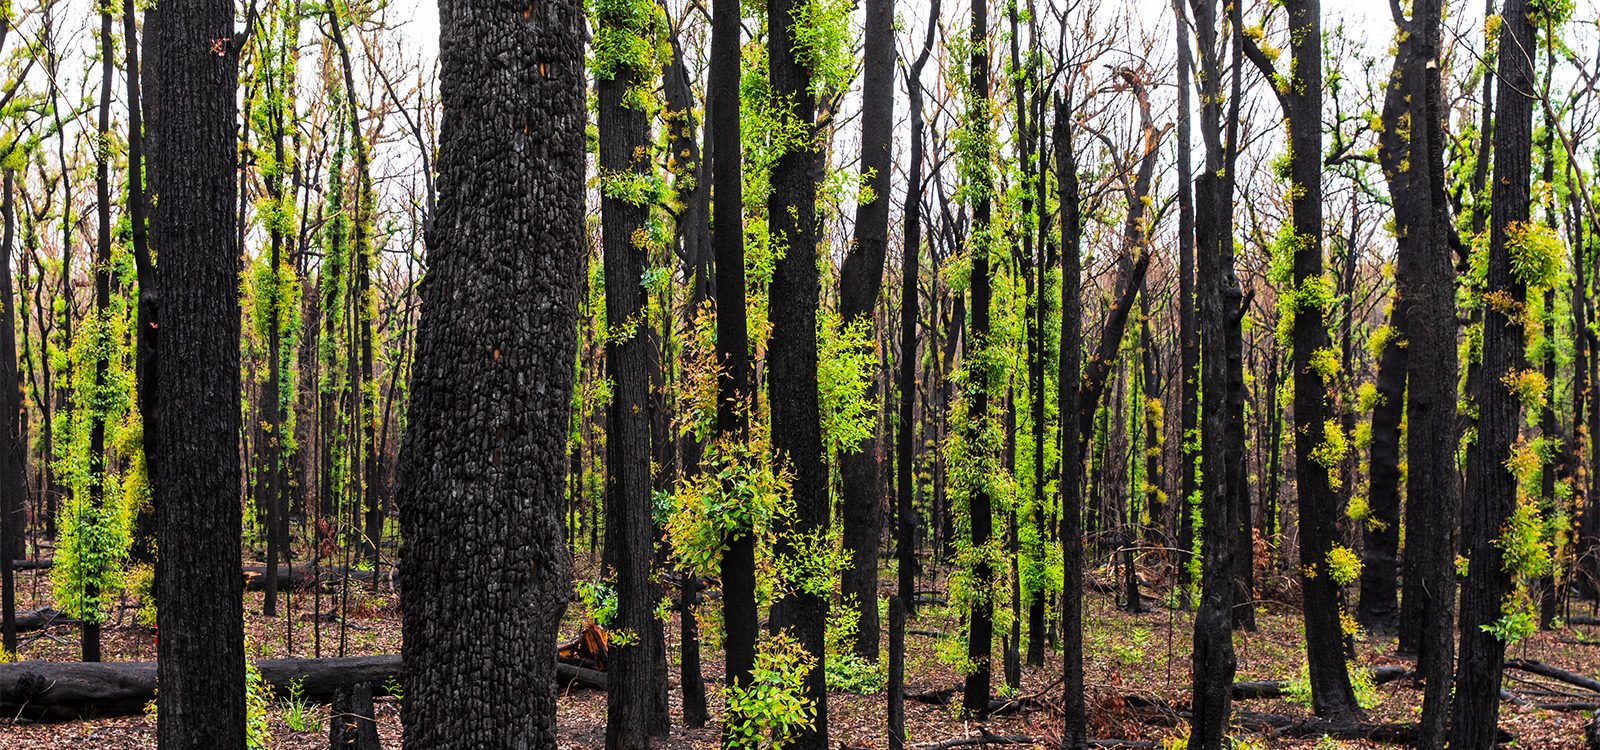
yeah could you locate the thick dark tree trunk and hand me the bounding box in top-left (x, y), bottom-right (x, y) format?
top-left (1173, 0), bottom-right (1199, 612)
top-left (123, 0), bottom-right (156, 566)
top-left (598, 12), bottom-right (665, 745)
top-left (838, 0), bottom-right (895, 661)
top-left (124, 0), bottom-right (156, 569)
top-left (1262, 0), bottom-right (1363, 720)
top-left (1359, 302), bottom-right (1405, 635)
top-left (766, 0), bottom-right (829, 740)
top-left (1056, 101), bottom-right (1154, 746)
top-left (961, 0), bottom-right (995, 717)
top-left (145, 0), bottom-right (246, 740)
top-left (897, 0), bottom-right (937, 620)
top-left (328, 682), bottom-right (381, 750)
top-left (1187, 0), bottom-right (1240, 744)
top-left (0, 171), bottom-right (19, 655)
top-left (81, 3), bottom-right (118, 664)
top-left (708, 0), bottom-right (758, 737)
top-left (663, 32), bottom-right (710, 730)
top-left (888, 595), bottom-right (906, 750)
top-left (1056, 105), bottom-right (1087, 749)
top-left (1453, 0), bottom-right (1533, 747)
top-left (394, 0), bottom-right (585, 743)
top-left (1382, 20), bottom-right (1459, 742)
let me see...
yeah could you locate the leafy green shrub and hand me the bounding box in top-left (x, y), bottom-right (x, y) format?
top-left (723, 633), bottom-right (817, 748)
top-left (245, 660), bottom-right (273, 750)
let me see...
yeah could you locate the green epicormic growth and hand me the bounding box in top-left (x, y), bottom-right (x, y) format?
top-left (52, 255), bottom-right (138, 626)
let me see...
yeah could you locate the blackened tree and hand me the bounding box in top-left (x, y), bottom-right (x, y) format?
top-left (146, 0), bottom-right (246, 742)
top-left (1240, 0), bottom-right (1362, 720)
top-left (838, 0), bottom-right (896, 660)
top-left (596, 0), bottom-right (668, 744)
top-left (766, 0), bottom-right (829, 741)
top-left (1452, 0), bottom-right (1535, 745)
top-left (394, 0), bottom-right (586, 743)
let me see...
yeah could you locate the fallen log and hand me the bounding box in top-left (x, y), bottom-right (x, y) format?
top-left (910, 735), bottom-right (1155, 750)
top-left (0, 655), bottom-right (603, 722)
top-left (9, 559), bottom-right (51, 571)
top-left (1127, 699), bottom-right (1514, 745)
top-left (241, 565), bottom-right (394, 592)
top-left (1231, 665), bottom-right (1409, 700)
top-left (1505, 659), bottom-right (1600, 694)
top-left (910, 735), bottom-right (1033, 750)
top-left (903, 685), bottom-right (1042, 716)
top-left (1262, 716), bottom-right (1513, 744)
top-left (13, 608), bottom-right (78, 633)
top-left (1531, 701), bottom-right (1600, 711)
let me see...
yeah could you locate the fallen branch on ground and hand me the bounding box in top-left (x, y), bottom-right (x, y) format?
top-left (1505, 659), bottom-right (1600, 694)
top-left (1231, 665), bottom-right (1409, 700)
top-left (0, 655), bottom-right (603, 723)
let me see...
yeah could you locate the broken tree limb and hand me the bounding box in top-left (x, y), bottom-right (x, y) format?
top-left (911, 736), bottom-right (1155, 750)
top-left (1505, 659), bottom-right (1600, 694)
top-left (0, 655), bottom-right (603, 722)
top-left (1531, 701), bottom-right (1600, 711)
top-left (905, 685), bottom-right (1041, 715)
top-left (1127, 699), bottom-right (1515, 746)
top-left (241, 565), bottom-right (394, 592)
top-left (1260, 716), bottom-right (1513, 744)
top-left (13, 609), bottom-right (77, 633)
top-left (1228, 665), bottom-right (1409, 700)
top-left (909, 735), bottom-right (1034, 750)
top-left (1230, 711), bottom-right (1513, 744)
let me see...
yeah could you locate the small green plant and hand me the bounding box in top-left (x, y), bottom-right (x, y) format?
top-left (383, 674), bottom-right (405, 703)
top-left (825, 652), bottom-right (883, 694)
top-left (822, 601), bottom-right (883, 693)
top-left (576, 577), bottom-right (619, 626)
top-left (1285, 661), bottom-right (1379, 710)
top-left (282, 677), bottom-right (322, 733)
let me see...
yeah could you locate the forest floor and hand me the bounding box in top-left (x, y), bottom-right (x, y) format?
top-left (1, 553), bottom-right (1598, 749)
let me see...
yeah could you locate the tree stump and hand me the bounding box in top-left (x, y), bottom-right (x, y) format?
top-left (328, 681), bottom-right (380, 750)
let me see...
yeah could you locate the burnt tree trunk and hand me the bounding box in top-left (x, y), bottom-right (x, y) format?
top-left (961, 0), bottom-right (995, 717)
top-left (597, 5), bottom-right (666, 744)
top-left (1056, 102), bottom-right (1087, 749)
top-left (838, 0), bottom-right (895, 661)
top-left (393, 0), bottom-right (586, 743)
top-left (663, 32), bottom-right (710, 729)
top-left (1252, 0), bottom-right (1364, 720)
top-left (1187, 0), bottom-right (1240, 743)
top-left (766, 0), bottom-right (829, 740)
top-left (708, 0), bottom-right (759, 737)
top-left (897, 0), bottom-right (938, 619)
top-left (0, 170), bottom-right (19, 655)
top-left (1452, 0), bottom-right (1533, 746)
top-left (146, 0), bottom-right (246, 740)
top-left (1359, 302), bottom-right (1404, 635)
top-left (1173, 0), bottom-right (1199, 611)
